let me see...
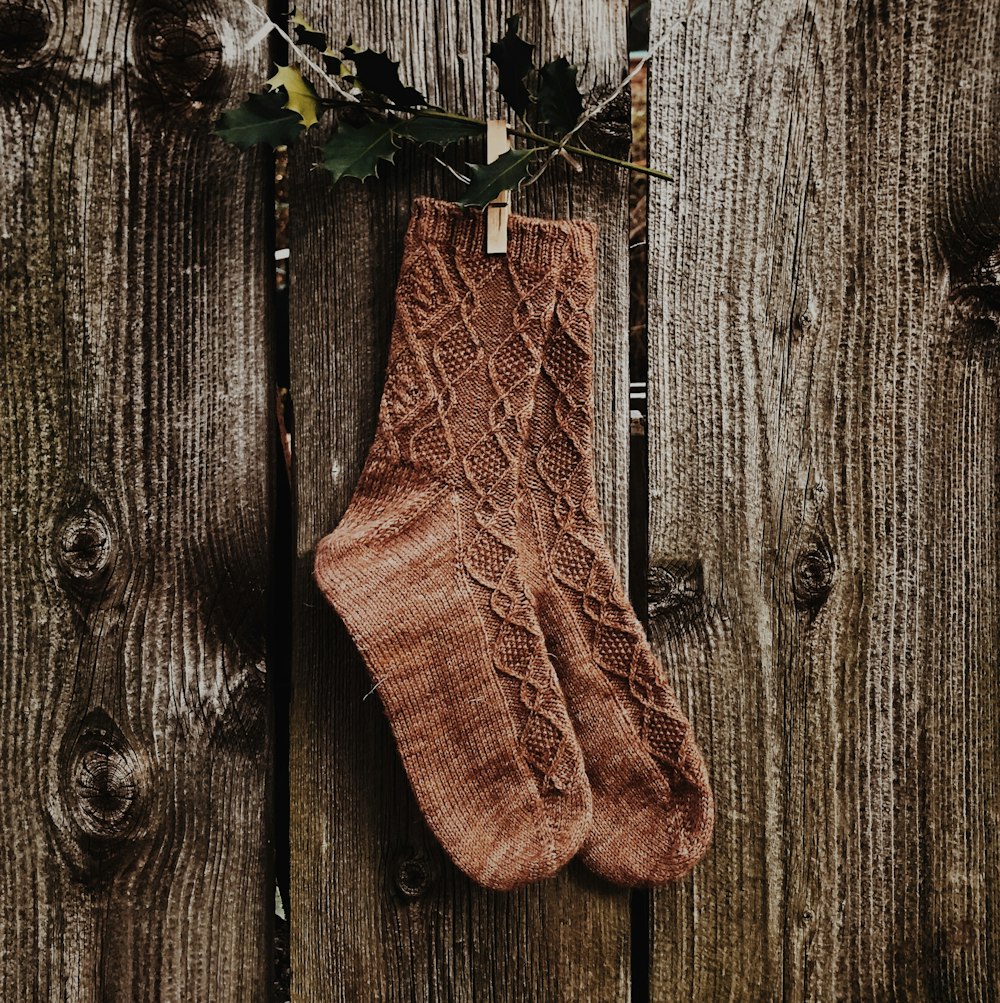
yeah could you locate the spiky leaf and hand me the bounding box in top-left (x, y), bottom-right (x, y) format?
top-left (290, 11), bottom-right (348, 75)
top-left (488, 15), bottom-right (535, 116)
top-left (457, 147), bottom-right (540, 208)
top-left (215, 90), bottom-right (305, 149)
top-left (291, 9), bottom-right (327, 50)
top-left (321, 119), bottom-right (400, 183)
top-left (347, 48), bottom-right (425, 108)
top-left (537, 57), bottom-right (584, 136)
top-left (266, 65), bottom-right (320, 129)
top-left (396, 114), bottom-right (485, 147)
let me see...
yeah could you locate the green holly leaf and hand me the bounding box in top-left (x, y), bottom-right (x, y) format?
top-left (215, 90), bottom-right (305, 149)
top-left (346, 48), bottom-right (425, 108)
top-left (536, 57), bottom-right (584, 136)
top-left (488, 15), bottom-right (535, 117)
top-left (267, 65), bottom-right (320, 129)
top-left (321, 119), bottom-right (400, 183)
top-left (291, 9), bottom-right (327, 50)
top-left (396, 114), bottom-right (485, 147)
top-left (457, 147), bottom-right (540, 208)
top-left (290, 10), bottom-right (348, 76)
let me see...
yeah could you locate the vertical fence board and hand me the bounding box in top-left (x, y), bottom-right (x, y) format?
top-left (0, 2), bottom-right (273, 999)
top-left (289, 1), bottom-right (631, 998)
top-left (646, 0), bottom-right (1000, 998)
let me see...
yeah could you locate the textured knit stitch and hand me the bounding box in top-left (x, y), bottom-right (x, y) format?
top-left (516, 237), bottom-right (715, 886)
top-left (314, 197), bottom-right (593, 891)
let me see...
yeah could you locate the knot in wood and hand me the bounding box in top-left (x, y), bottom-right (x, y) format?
top-left (583, 86), bottom-right (631, 146)
top-left (0, 1), bottom-right (50, 65)
top-left (55, 506), bottom-right (114, 595)
top-left (792, 543), bottom-right (834, 613)
top-left (392, 849), bottom-right (435, 899)
top-left (947, 251), bottom-right (1000, 343)
top-left (65, 711), bottom-right (146, 842)
top-left (647, 560), bottom-right (704, 622)
top-left (135, 9), bottom-right (222, 101)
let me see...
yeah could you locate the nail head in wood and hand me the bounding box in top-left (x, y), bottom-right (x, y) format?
top-left (392, 848), bottom-right (435, 899)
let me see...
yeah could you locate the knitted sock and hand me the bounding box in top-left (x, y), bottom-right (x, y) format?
top-left (516, 238), bottom-right (715, 886)
top-left (314, 197), bottom-right (593, 891)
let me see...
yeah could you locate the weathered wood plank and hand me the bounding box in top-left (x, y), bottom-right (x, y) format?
top-left (288, 2), bottom-right (631, 998)
top-left (646, 0), bottom-right (1000, 998)
top-left (0, 3), bottom-right (273, 998)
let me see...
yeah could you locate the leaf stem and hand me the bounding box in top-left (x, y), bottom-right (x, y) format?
top-left (509, 128), bottom-right (672, 181)
top-left (316, 101), bottom-right (671, 182)
top-left (415, 108), bottom-right (485, 126)
top-left (401, 107), bottom-right (673, 182)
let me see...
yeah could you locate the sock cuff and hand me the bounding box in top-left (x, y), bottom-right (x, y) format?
top-left (407, 195), bottom-right (598, 274)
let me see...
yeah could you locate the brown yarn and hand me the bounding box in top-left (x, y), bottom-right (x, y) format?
top-left (314, 197), bottom-right (593, 890)
top-left (316, 195), bottom-right (713, 889)
top-left (516, 230), bottom-right (715, 885)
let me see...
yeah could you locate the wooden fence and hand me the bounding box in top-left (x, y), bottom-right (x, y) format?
top-left (2, 0), bottom-right (998, 999)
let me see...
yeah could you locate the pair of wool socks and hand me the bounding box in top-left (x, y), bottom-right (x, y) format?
top-left (314, 196), bottom-right (713, 890)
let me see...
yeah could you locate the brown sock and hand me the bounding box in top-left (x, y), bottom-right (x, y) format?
top-left (314, 197), bottom-right (593, 890)
top-left (516, 237), bottom-right (715, 886)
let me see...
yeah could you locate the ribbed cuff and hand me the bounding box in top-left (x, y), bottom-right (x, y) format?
top-left (406, 195), bottom-right (598, 271)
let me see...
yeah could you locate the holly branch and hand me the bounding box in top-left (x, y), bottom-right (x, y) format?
top-left (216, 5), bottom-right (670, 208)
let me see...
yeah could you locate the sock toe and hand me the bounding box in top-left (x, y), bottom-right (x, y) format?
top-left (580, 768), bottom-right (714, 886)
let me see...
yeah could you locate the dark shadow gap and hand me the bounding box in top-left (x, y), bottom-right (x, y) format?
top-left (627, 3), bottom-right (651, 1000)
top-left (266, 1), bottom-right (292, 1001)
top-left (628, 425), bottom-right (651, 1003)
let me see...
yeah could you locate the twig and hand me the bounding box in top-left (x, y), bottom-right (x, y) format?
top-left (238, 3), bottom-right (673, 184)
top-left (240, 0), bottom-right (358, 103)
top-left (522, 24), bottom-right (674, 188)
top-left (431, 154), bottom-right (471, 185)
top-left (413, 109), bottom-right (672, 181)
top-left (561, 26), bottom-right (673, 147)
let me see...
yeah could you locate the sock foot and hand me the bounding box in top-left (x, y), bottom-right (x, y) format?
top-left (516, 239), bottom-right (715, 886)
top-left (314, 197), bottom-right (597, 890)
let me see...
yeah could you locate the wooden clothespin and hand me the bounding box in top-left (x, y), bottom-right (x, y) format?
top-left (485, 119), bottom-right (511, 255)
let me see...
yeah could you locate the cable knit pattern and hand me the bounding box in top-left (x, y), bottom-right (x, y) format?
top-left (314, 197), bottom-right (593, 890)
top-left (517, 242), bottom-right (715, 886)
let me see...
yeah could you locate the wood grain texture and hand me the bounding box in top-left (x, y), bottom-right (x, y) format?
top-left (288, 2), bottom-right (632, 999)
top-left (0, 2), bottom-right (273, 998)
top-left (646, 0), bottom-right (1000, 999)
